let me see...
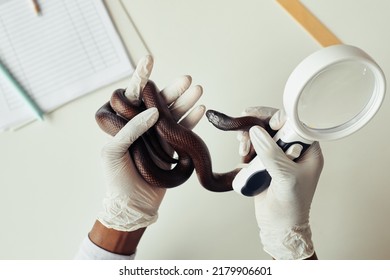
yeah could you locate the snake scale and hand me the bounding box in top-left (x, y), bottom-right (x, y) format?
top-left (95, 81), bottom-right (269, 192)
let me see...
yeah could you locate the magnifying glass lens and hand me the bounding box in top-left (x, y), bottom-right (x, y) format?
top-left (298, 61), bottom-right (375, 129)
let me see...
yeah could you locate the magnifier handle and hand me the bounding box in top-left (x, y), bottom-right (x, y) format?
top-left (232, 156), bottom-right (271, 196)
top-left (232, 122), bottom-right (312, 197)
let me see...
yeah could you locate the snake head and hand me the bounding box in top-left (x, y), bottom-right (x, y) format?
top-left (205, 109), bottom-right (236, 131)
top-left (205, 110), bottom-right (222, 127)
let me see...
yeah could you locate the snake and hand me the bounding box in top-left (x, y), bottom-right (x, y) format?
top-left (95, 81), bottom-right (271, 192)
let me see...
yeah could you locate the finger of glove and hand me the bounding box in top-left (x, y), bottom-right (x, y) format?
top-left (249, 126), bottom-right (292, 175)
top-left (170, 85), bottom-right (203, 121)
top-left (101, 108), bottom-right (159, 161)
top-left (160, 75), bottom-right (192, 104)
top-left (237, 131), bottom-right (251, 157)
top-left (269, 109), bottom-right (287, 130)
top-left (178, 104), bottom-right (206, 130)
top-left (125, 55), bottom-right (154, 105)
top-left (242, 106), bottom-right (278, 120)
top-left (297, 141), bottom-right (324, 171)
top-left (239, 107), bottom-right (278, 157)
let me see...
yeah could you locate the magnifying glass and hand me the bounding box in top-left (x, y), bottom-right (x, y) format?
top-left (234, 44), bottom-right (386, 196)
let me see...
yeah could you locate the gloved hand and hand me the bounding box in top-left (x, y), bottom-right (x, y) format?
top-left (237, 107), bottom-right (278, 157)
top-left (97, 55), bottom-right (205, 232)
top-left (239, 108), bottom-right (324, 260)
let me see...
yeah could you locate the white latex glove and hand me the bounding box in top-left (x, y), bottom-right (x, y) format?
top-left (97, 55), bottom-right (205, 232)
top-left (241, 108), bottom-right (324, 259)
top-left (237, 107), bottom-right (278, 157)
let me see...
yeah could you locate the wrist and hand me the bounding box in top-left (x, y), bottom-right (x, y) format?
top-left (98, 193), bottom-right (158, 231)
top-left (89, 220), bottom-right (146, 255)
top-left (260, 222), bottom-right (314, 260)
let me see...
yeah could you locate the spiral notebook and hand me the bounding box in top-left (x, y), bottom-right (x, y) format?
top-left (0, 0), bottom-right (133, 131)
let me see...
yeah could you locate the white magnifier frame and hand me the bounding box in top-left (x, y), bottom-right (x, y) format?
top-left (233, 44), bottom-right (386, 197)
top-left (284, 44), bottom-right (386, 141)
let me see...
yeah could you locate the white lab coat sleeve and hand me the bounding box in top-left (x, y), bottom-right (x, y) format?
top-left (74, 236), bottom-right (136, 260)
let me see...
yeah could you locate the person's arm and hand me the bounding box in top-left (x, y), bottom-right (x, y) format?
top-left (89, 221), bottom-right (145, 256)
top-left (239, 108), bottom-right (324, 260)
top-left (305, 252), bottom-right (318, 260)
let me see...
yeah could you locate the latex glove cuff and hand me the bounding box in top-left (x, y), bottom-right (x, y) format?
top-left (260, 223), bottom-right (314, 260)
top-left (97, 193), bottom-right (158, 232)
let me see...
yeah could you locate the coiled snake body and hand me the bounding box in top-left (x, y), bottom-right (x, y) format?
top-left (96, 81), bottom-right (267, 192)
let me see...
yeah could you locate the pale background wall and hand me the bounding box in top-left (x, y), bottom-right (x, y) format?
top-left (1, 0), bottom-right (389, 259)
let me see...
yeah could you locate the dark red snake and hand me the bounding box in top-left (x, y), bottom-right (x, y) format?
top-left (95, 81), bottom-right (270, 192)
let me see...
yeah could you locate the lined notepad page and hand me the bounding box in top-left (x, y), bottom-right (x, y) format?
top-left (0, 0), bottom-right (133, 130)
